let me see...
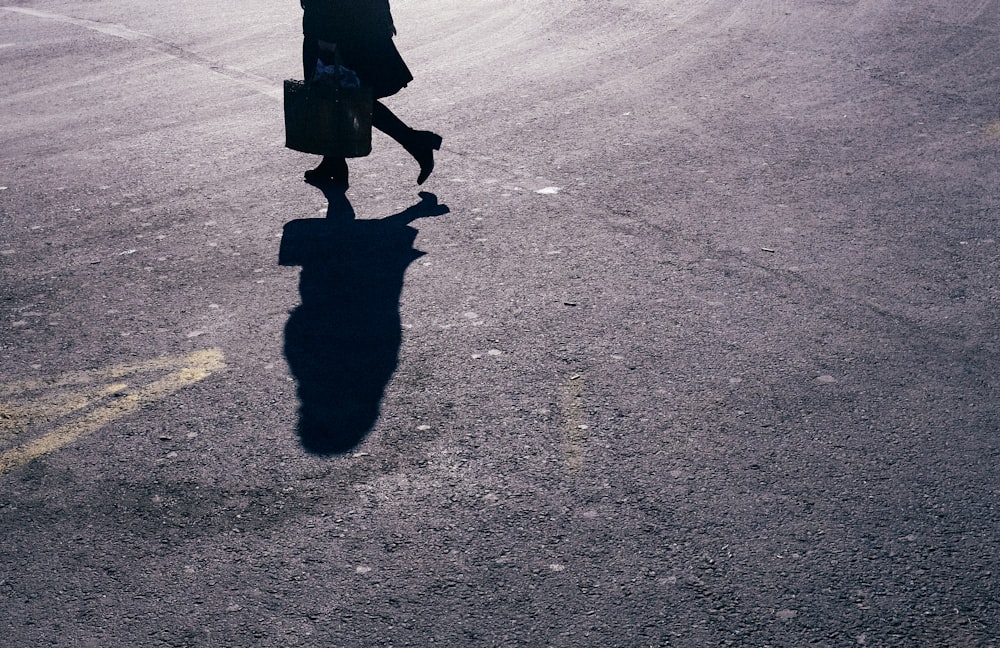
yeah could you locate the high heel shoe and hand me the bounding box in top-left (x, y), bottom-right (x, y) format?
top-left (304, 157), bottom-right (349, 186)
top-left (405, 131), bottom-right (442, 185)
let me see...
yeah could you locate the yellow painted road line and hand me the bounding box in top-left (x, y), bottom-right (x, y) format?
top-left (0, 383), bottom-right (128, 439)
top-left (0, 349), bottom-right (225, 476)
top-left (563, 373), bottom-right (588, 473)
top-left (0, 351), bottom-right (220, 398)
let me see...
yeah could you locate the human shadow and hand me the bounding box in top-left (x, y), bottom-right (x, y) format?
top-left (279, 187), bottom-right (449, 454)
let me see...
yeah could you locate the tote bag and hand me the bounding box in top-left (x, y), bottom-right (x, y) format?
top-left (284, 79), bottom-right (373, 158)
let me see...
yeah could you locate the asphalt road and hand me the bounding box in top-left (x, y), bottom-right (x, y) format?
top-left (1, 1), bottom-right (998, 646)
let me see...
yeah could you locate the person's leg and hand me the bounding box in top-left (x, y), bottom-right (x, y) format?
top-left (302, 33), bottom-right (348, 185)
top-left (303, 36), bottom-right (319, 80)
top-left (372, 101), bottom-right (442, 185)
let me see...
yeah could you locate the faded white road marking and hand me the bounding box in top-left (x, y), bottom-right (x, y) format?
top-left (2, 7), bottom-right (280, 100)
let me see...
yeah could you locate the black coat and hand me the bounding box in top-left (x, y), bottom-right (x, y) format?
top-left (302, 0), bottom-right (413, 98)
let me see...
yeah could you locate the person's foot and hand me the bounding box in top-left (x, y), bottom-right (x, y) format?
top-left (304, 157), bottom-right (348, 186)
top-left (406, 131), bottom-right (442, 185)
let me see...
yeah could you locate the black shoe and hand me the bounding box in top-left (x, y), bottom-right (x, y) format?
top-left (405, 131), bottom-right (442, 185)
top-left (304, 157), bottom-right (349, 186)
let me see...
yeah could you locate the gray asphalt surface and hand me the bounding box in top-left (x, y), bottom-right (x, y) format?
top-left (2, 1), bottom-right (998, 646)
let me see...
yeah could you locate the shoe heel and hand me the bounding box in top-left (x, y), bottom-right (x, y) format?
top-left (428, 133), bottom-right (443, 151)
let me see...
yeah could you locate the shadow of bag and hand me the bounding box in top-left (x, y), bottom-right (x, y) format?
top-left (284, 79), bottom-right (373, 158)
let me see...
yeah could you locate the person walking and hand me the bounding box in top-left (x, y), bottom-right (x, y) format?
top-left (301, 0), bottom-right (442, 187)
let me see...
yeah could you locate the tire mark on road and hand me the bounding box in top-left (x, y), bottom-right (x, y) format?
top-left (1, 7), bottom-right (281, 100)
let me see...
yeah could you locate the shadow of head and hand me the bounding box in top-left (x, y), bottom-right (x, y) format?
top-left (280, 191), bottom-right (448, 455)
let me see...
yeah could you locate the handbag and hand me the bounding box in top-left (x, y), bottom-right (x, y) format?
top-left (283, 71), bottom-right (373, 158)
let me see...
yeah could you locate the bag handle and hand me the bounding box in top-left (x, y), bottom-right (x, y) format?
top-left (316, 39), bottom-right (345, 67)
